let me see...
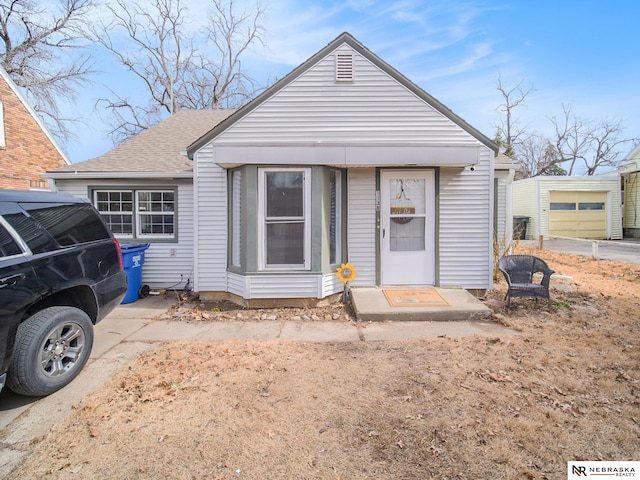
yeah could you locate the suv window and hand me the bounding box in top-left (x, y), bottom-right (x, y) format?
top-left (25, 203), bottom-right (112, 245)
top-left (3, 212), bottom-right (55, 254)
top-left (0, 222), bottom-right (21, 257)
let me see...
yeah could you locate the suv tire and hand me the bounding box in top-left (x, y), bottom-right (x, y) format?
top-left (6, 307), bottom-right (94, 397)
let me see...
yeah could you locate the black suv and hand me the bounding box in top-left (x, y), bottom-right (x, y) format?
top-left (0, 190), bottom-right (127, 396)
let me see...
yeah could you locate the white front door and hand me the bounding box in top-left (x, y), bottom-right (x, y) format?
top-left (381, 170), bottom-right (435, 285)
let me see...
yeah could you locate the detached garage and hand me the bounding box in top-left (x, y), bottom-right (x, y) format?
top-left (513, 175), bottom-right (622, 240)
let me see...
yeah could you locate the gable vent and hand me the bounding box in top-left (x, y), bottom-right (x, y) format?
top-left (335, 53), bottom-right (354, 83)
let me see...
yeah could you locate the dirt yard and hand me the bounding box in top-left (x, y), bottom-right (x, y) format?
top-left (7, 245), bottom-right (640, 479)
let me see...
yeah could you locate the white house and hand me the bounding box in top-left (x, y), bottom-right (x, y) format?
top-left (48, 33), bottom-right (506, 305)
top-left (620, 144), bottom-right (640, 238)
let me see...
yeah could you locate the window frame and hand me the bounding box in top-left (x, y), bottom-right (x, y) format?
top-left (258, 167), bottom-right (311, 271)
top-left (230, 169), bottom-right (242, 268)
top-left (550, 202), bottom-right (576, 211)
top-left (92, 187), bottom-right (177, 241)
top-left (0, 216), bottom-right (27, 260)
top-left (329, 169), bottom-right (342, 266)
top-left (135, 190), bottom-right (176, 238)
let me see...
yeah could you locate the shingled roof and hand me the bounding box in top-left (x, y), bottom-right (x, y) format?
top-left (47, 109), bottom-right (234, 178)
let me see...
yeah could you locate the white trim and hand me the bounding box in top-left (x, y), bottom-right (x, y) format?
top-left (214, 145), bottom-right (479, 168)
top-left (135, 190), bottom-right (176, 239)
top-left (257, 167), bottom-right (311, 270)
top-left (0, 65), bottom-right (70, 165)
top-left (0, 101), bottom-right (5, 148)
top-left (44, 171), bottom-right (193, 180)
top-left (380, 169), bottom-right (435, 286)
top-left (93, 188), bottom-right (177, 240)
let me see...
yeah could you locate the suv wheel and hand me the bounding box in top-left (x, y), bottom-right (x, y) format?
top-left (7, 307), bottom-right (94, 396)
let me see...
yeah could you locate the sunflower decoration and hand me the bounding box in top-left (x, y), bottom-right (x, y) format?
top-left (336, 262), bottom-right (357, 284)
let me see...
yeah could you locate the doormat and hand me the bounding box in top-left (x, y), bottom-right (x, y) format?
top-left (383, 289), bottom-right (450, 307)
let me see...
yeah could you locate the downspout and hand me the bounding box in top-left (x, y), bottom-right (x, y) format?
top-left (506, 168), bottom-right (515, 244)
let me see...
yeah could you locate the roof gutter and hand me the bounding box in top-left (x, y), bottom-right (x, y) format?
top-left (43, 171), bottom-right (194, 180)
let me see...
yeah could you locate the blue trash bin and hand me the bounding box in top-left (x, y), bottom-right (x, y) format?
top-left (120, 243), bottom-right (150, 304)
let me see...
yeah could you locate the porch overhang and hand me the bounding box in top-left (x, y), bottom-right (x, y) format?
top-left (212, 145), bottom-right (481, 169)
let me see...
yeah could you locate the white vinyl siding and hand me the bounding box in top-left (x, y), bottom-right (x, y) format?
top-left (51, 179), bottom-right (194, 289)
top-left (494, 169), bottom-right (513, 245)
top-left (347, 168), bottom-right (377, 286)
top-left (193, 145), bottom-right (228, 292)
top-left (227, 272), bottom-right (342, 299)
top-left (213, 45), bottom-right (478, 147)
top-left (193, 40), bottom-right (497, 297)
top-left (439, 150), bottom-right (493, 289)
top-left (512, 179), bottom-right (538, 239)
top-left (623, 171), bottom-right (640, 230)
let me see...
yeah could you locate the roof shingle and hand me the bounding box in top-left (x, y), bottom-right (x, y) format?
top-left (50, 109), bottom-right (234, 174)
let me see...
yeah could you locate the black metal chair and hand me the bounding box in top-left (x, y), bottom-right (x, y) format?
top-left (498, 255), bottom-right (554, 307)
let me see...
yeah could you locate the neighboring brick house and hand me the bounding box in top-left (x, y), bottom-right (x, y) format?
top-left (0, 66), bottom-right (69, 190)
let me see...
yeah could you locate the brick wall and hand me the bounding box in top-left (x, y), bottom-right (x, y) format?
top-left (0, 76), bottom-right (67, 190)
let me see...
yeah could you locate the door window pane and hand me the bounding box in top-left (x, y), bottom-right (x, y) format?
top-left (389, 177), bottom-right (426, 251)
top-left (390, 179), bottom-right (425, 216)
top-left (390, 217), bottom-right (425, 251)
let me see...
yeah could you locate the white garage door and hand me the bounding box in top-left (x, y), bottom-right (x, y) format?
top-left (549, 191), bottom-right (607, 239)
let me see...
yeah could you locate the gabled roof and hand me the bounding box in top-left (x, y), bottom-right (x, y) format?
top-left (620, 143), bottom-right (640, 174)
top-left (47, 109), bottom-right (234, 178)
top-left (494, 153), bottom-right (515, 170)
top-left (0, 65), bottom-right (71, 165)
top-left (187, 32), bottom-right (498, 156)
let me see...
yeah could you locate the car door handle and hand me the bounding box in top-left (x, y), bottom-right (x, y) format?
top-left (0, 273), bottom-right (26, 288)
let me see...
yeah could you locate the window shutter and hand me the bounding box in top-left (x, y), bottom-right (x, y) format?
top-left (335, 54), bottom-right (354, 83)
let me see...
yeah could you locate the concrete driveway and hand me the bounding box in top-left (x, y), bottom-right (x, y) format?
top-left (521, 238), bottom-right (640, 265)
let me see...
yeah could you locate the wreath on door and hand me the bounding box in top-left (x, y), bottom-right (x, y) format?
top-left (391, 180), bottom-right (415, 224)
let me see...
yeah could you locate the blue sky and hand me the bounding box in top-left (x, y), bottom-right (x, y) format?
top-left (62, 0), bottom-right (640, 169)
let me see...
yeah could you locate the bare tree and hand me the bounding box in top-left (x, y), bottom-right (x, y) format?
top-left (495, 77), bottom-right (636, 177)
top-left (0, 0), bottom-right (95, 139)
top-left (183, 0), bottom-right (265, 109)
top-left (515, 133), bottom-right (565, 178)
top-left (91, 0), bottom-right (192, 142)
top-left (494, 74), bottom-right (533, 159)
top-left (92, 0), bottom-right (266, 143)
top-left (550, 104), bottom-right (636, 175)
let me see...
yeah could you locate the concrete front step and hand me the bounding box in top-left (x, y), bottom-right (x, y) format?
top-left (350, 287), bottom-right (491, 322)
